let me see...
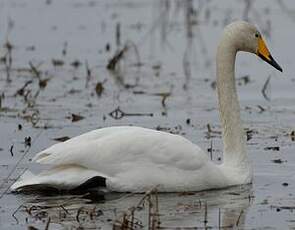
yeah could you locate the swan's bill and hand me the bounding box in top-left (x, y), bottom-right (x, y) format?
top-left (257, 37), bottom-right (283, 72)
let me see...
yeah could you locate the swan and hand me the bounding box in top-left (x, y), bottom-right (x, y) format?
top-left (11, 21), bottom-right (282, 193)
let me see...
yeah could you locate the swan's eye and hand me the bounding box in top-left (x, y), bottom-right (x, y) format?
top-left (255, 33), bottom-right (259, 38)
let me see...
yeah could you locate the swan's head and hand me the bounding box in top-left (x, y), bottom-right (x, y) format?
top-left (224, 21), bottom-right (282, 72)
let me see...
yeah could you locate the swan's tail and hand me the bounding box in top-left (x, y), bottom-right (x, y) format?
top-left (10, 165), bottom-right (107, 192)
top-left (10, 170), bottom-right (36, 191)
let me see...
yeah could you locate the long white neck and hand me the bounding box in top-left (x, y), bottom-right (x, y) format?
top-left (216, 35), bottom-right (249, 169)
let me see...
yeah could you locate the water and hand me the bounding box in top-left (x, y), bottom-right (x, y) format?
top-left (0, 0), bottom-right (294, 229)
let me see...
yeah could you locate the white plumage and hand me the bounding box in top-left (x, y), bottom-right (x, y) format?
top-left (12, 127), bottom-right (231, 192)
top-left (11, 21), bottom-right (282, 193)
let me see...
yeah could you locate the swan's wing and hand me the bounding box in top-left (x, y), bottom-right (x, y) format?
top-left (33, 126), bottom-right (136, 162)
top-left (33, 127), bottom-right (209, 177)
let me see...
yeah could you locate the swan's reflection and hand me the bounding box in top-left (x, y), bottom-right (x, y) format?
top-left (154, 184), bottom-right (253, 229)
top-left (19, 184), bottom-right (253, 229)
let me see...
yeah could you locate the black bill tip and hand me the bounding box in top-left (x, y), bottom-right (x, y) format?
top-left (258, 53), bottom-right (283, 72)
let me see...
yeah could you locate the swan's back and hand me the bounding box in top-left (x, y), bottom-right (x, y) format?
top-left (34, 126), bottom-right (208, 176)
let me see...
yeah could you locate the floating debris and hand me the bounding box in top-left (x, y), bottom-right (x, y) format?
top-left (3, 40), bottom-right (13, 82)
top-left (25, 136), bottom-right (31, 147)
top-left (206, 123), bottom-right (221, 138)
top-left (155, 92), bottom-right (170, 108)
top-left (155, 125), bottom-right (183, 135)
top-left (69, 113), bottom-right (85, 122)
top-left (235, 210), bottom-right (244, 227)
top-left (237, 75), bottom-right (250, 85)
top-left (39, 78), bottom-right (50, 89)
top-left (52, 59), bottom-right (64, 67)
top-left (105, 43), bottom-right (110, 52)
top-left (210, 80), bottom-right (217, 90)
top-left (257, 105), bottom-right (266, 113)
top-left (264, 146), bottom-right (280, 151)
top-left (85, 60), bottom-right (91, 88)
top-left (95, 82), bottom-right (105, 97)
top-left (271, 205), bottom-right (295, 212)
top-left (29, 62), bottom-right (50, 89)
top-left (272, 159), bottom-right (285, 164)
top-left (204, 201), bottom-right (208, 225)
top-left (152, 64), bottom-right (161, 70)
top-left (29, 61), bottom-right (41, 79)
top-left (113, 187), bottom-right (160, 229)
top-left (208, 140), bottom-right (213, 160)
top-left (116, 22), bottom-right (121, 47)
top-left (132, 91), bottom-right (171, 108)
top-left (15, 80), bottom-right (33, 96)
top-left (21, 111), bottom-right (40, 126)
top-left (245, 129), bottom-right (257, 141)
top-left (10, 145), bottom-right (14, 157)
top-left (109, 107), bottom-right (153, 120)
top-left (70, 60), bottom-right (82, 68)
top-left (26, 45), bottom-right (35, 51)
top-left (109, 107), bottom-right (124, 120)
top-left (262, 76), bottom-right (271, 101)
top-left (62, 42), bottom-right (68, 56)
top-left (290, 131), bottom-right (295, 141)
top-left (106, 46), bottom-right (128, 70)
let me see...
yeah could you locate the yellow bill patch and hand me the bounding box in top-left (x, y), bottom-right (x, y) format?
top-left (257, 37), bottom-right (271, 61)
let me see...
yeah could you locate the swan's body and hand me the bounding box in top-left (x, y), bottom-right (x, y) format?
top-left (11, 21), bottom-right (282, 193)
top-left (12, 127), bottom-right (251, 192)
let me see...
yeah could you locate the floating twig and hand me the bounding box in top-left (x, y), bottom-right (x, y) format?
top-left (208, 140), bottom-right (213, 160)
top-left (15, 80), bottom-right (33, 96)
top-left (206, 123), bottom-right (221, 138)
top-left (3, 40), bottom-right (13, 82)
top-left (62, 42), bottom-right (68, 56)
top-left (44, 217), bottom-right (51, 230)
top-left (204, 201), bottom-right (208, 225)
top-left (235, 210), bottom-right (244, 227)
top-left (10, 144), bottom-right (14, 157)
top-left (70, 60), bottom-right (82, 68)
top-left (76, 207), bottom-right (84, 223)
top-left (107, 46), bottom-right (128, 71)
top-left (262, 76), bottom-right (271, 101)
top-left (29, 61), bottom-right (41, 79)
top-left (60, 205), bottom-right (70, 214)
top-left (113, 187), bottom-right (159, 229)
top-left (95, 79), bottom-right (107, 97)
top-left (85, 60), bottom-right (91, 88)
top-left (52, 59), bottom-right (64, 67)
top-left (109, 107), bottom-right (153, 120)
top-left (264, 146), bottom-right (280, 151)
top-left (116, 22), bottom-right (121, 48)
top-left (218, 208), bottom-right (221, 229)
top-left (66, 113), bottom-right (84, 122)
top-left (154, 92), bottom-right (171, 108)
top-left (12, 205), bottom-right (28, 224)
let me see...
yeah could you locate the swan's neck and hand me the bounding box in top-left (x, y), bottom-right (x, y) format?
top-left (216, 37), bottom-right (249, 169)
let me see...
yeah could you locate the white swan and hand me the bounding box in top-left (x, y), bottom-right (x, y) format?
top-left (11, 21), bottom-right (282, 193)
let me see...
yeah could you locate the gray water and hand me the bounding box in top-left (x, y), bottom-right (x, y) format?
top-left (0, 0), bottom-right (294, 229)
